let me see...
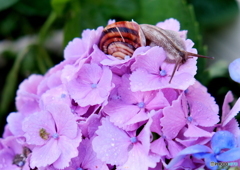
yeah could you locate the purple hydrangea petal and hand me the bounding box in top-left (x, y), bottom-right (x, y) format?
top-left (46, 104), bottom-right (78, 139)
top-left (185, 81), bottom-right (219, 114)
top-left (118, 144), bottom-right (158, 170)
top-left (229, 58), bottom-right (240, 83)
top-left (103, 101), bottom-right (141, 130)
top-left (151, 138), bottom-right (169, 157)
top-left (30, 139), bottom-right (61, 168)
top-left (190, 100), bottom-right (219, 127)
top-left (22, 111), bottom-right (56, 146)
top-left (67, 64), bottom-right (113, 107)
top-left (211, 130), bottom-right (236, 154)
top-left (222, 97), bottom-right (240, 126)
top-left (64, 38), bottom-right (87, 60)
top-left (92, 117), bottom-right (130, 165)
top-left (161, 94), bottom-right (186, 139)
top-left (221, 91), bottom-right (234, 120)
top-left (52, 134), bottom-right (81, 169)
top-left (156, 18), bottom-right (181, 31)
top-left (167, 144), bottom-right (211, 169)
top-left (77, 138), bottom-right (108, 170)
top-left (131, 46), bottom-right (166, 73)
top-left (167, 140), bottom-right (185, 158)
top-left (16, 74), bottom-right (43, 115)
top-left (0, 148), bottom-right (19, 170)
top-left (6, 112), bottom-right (25, 136)
top-left (184, 123), bottom-right (212, 138)
top-left (78, 114), bottom-right (101, 138)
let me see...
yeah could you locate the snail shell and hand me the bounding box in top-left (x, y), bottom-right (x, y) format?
top-left (99, 21), bottom-right (146, 59)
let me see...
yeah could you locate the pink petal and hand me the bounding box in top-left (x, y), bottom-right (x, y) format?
top-left (40, 85), bottom-right (71, 108)
top-left (131, 46), bottom-right (166, 73)
top-left (185, 81), bottom-right (219, 114)
top-left (162, 88), bottom-right (179, 105)
top-left (0, 148), bottom-right (18, 170)
top-left (151, 137), bottom-right (169, 157)
top-left (118, 143), bottom-right (158, 170)
top-left (22, 111), bottom-right (56, 146)
top-left (103, 101), bottom-right (140, 130)
top-left (6, 112), bottom-right (25, 136)
top-left (161, 96), bottom-right (186, 139)
top-left (223, 97), bottom-right (240, 126)
top-left (78, 138), bottom-right (108, 170)
top-left (16, 74), bottom-right (42, 114)
top-left (64, 38), bottom-right (87, 60)
top-left (167, 140), bottom-right (185, 158)
top-left (221, 118), bottom-right (240, 137)
top-left (46, 104), bottom-right (78, 139)
top-left (90, 45), bottom-right (108, 64)
top-left (222, 91), bottom-right (234, 122)
top-left (156, 18), bottom-right (181, 31)
top-left (30, 139), bottom-right (61, 168)
top-left (53, 133), bottom-right (82, 169)
top-left (190, 100), bottom-right (219, 127)
top-left (184, 123), bottom-right (212, 137)
top-left (146, 90), bottom-right (169, 110)
top-left (92, 117), bottom-right (130, 165)
top-left (78, 114), bottom-right (101, 138)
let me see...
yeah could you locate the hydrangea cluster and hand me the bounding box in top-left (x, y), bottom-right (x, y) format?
top-left (1, 18), bottom-right (240, 170)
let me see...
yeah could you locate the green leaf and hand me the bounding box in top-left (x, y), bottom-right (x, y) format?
top-left (0, 48), bottom-right (29, 117)
top-left (63, 0), bottom-right (81, 46)
top-left (188, 0), bottom-right (239, 29)
top-left (13, 0), bottom-right (51, 16)
top-left (51, 0), bottom-right (70, 15)
top-left (0, 0), bottom-right (19, 11)
top-left (62, 0), bottom-right (139, 46)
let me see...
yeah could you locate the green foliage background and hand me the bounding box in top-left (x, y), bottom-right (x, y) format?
top-left (0, 0), bottom-right (239, 135)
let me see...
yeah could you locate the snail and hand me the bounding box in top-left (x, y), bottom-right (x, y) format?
top-left (98, 21), bottom-right (213, 83)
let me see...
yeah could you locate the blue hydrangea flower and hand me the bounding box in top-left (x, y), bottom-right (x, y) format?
top-left (167, 131), bottom-right (240, 170)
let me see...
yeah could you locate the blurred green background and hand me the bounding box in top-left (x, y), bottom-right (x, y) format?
top-left (0, 0), bottom-right (240, 136)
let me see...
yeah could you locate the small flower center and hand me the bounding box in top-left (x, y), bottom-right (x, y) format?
top-left (91, 83), bottom-right (97, 89)
top-left (130, 137), bottom-right (138, 143)
top-left (12, 154), bottom-right (25, 167)
top-left (187, 116), bottom-right (193, 122)
top-left (137, 102), bottom-right (145, 108)
top-left (160, 70), bottom-right (167, 76)
top-left (61, 93), bottom-right (66, 98)
top-left (52, 133), bottom-right (59, 139)
top-left (39, 128), bottom-right (50, 140)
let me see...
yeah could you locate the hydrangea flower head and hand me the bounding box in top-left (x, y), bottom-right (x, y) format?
top-left (1, 18), bottom-right (240, 170)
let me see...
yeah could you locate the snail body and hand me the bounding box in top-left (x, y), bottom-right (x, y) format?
top-left (98, 21), bottom-right (213, 82)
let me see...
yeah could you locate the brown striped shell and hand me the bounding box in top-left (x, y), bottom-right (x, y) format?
top-left (99, 21), bottom-right (146, 59)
